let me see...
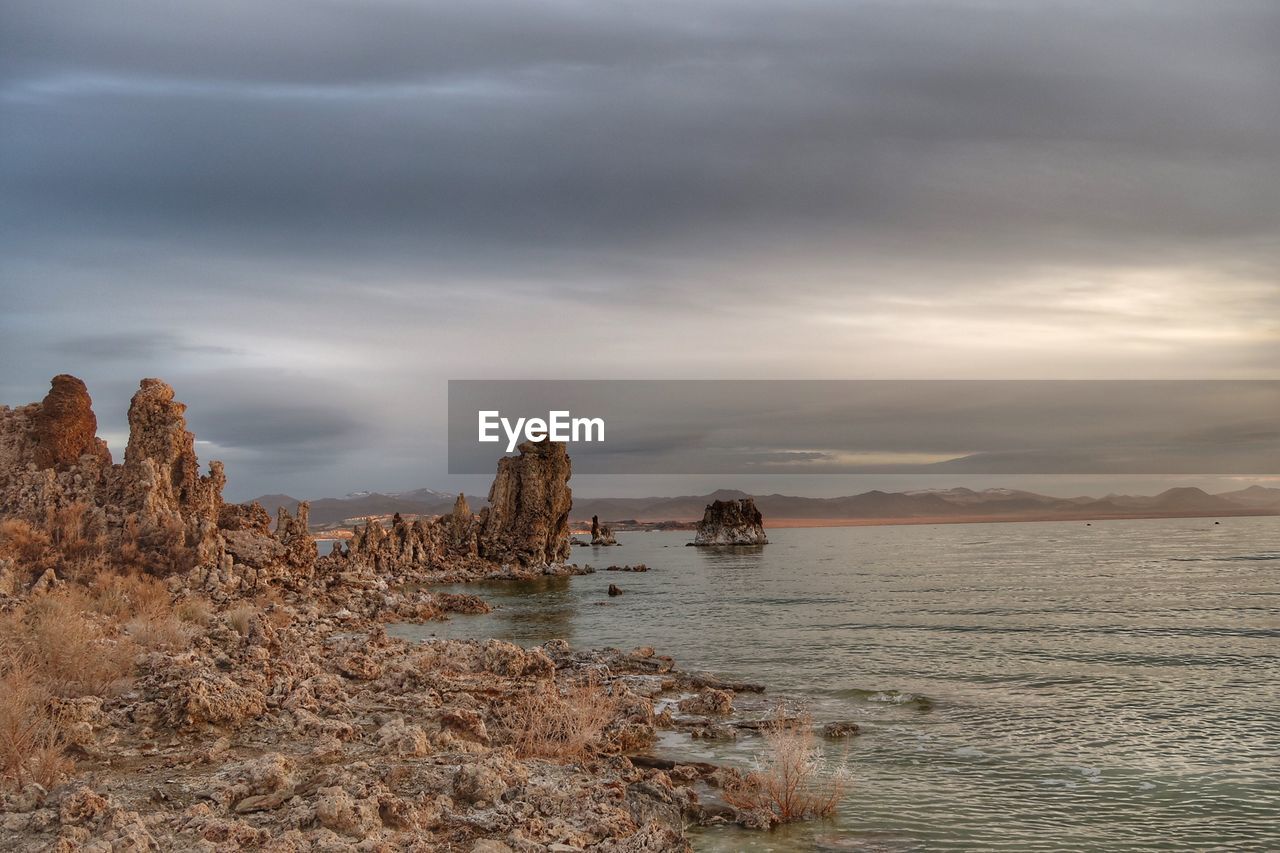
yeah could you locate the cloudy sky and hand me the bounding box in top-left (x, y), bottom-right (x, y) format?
top-left (2, 1), bottom-right (1278, 499)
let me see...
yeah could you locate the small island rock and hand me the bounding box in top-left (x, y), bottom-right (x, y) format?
top-left (690, 498), bottom-right (768, 546)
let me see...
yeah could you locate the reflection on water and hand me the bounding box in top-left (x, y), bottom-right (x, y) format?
top-left (692, 544), bottom-right (767, 568)
top-left (390, 519), bottom-right (1280, 851)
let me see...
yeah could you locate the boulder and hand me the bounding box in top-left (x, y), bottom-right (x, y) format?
top-left (30, 375), bottom-right (111, 470)
top-left (690, 498), bottom-right (768, 546)
top-left (591, 514), bottom-right (618, 546)
top-left (477, 440), bottom-right (572, 566)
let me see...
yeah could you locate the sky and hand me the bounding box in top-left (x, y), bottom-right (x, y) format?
top-left (2, 1), bottom-right (1278, 500)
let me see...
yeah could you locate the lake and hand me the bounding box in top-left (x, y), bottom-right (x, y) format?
top-left (390, 517), bottom-right (1280, 851)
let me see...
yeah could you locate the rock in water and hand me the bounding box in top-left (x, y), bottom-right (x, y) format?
top-left (590, 514), bottom-right (618, 546)
top-left (691, 498), bottom-right (768, 546)
top-left (478, 440), bottom-right (572, 566)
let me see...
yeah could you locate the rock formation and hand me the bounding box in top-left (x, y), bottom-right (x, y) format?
top-left (1, 376), bottom-right (580, 595)
top-left (477, 440), bottom-right (572, 566)
top-left (691, 497), bottom-right (768, 546)
top-left (590, 514), bottom-right (618, 546)
top-left (329, 492), bottom-right (484, 578)
top-left (444, 493), bottom-right (479, 558)
top-left (119, 378), bottom-right (229, 575)
top-left (30, 375), bottom-right (112, 470)
top-left (336, 443), bottom-right (574, 578)
top-left (0, 375), bottom-right (317, 595)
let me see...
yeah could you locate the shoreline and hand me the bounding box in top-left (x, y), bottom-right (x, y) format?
top-left (760, 508), bottom-right (1280, 528)
top-left (578, 508), bottom-right (1279, 531)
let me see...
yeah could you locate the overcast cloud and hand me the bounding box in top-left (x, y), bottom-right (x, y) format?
top-left (2, 0), bottom-right (1278, 498)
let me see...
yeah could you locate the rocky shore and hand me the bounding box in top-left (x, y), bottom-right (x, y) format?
top-left (0, 376), bottom-right (836, 852)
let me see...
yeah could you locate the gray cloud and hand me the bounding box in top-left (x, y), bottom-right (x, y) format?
top-left (448, 380), bottom-right (1280, 475)
top-left (58, 332), bottom-right (238, 361)
top-left (2, 0), bottom-right (1277, 497)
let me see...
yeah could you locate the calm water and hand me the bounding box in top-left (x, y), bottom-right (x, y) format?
top-left (390, 518), bottom-right (1280, 851)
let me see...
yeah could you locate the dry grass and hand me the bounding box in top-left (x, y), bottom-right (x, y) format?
top-left (497, 682), bottom-right (620, 761)
top-left (4, 592), bottom-right (137, 697)
top-left (0, 572), bottom-right (183, 697)
top-left (0, 571), bottom-right (192, 791)
top-left (89, 571), bottom-right (173, 621)
top-left (117, 514), bottom-right (144, 571)
top-left (226, 604), bottom-right (258, 636)
top-left (1, 503), bottom-right (109, 584)
top-left (723, 712), bottom-right (849, 825)
top-left (117, 512), bottom-right (193, 577)
top-left (176, 596), bottom-right (215, 627)
top-left (0, 662), bottom-right (73, 791)
top-left (125, 613), bottom-right (194, 649)
top-left (0, 515), bottom-right (214, 792)
top-left (0, 518), bottom-right (51, 565)
top-left (46, 503), bottom-right (102, 561)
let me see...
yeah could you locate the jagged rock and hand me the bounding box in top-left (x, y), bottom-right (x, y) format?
top-left (478, 440), bottom-right (572, 566)
top-left (690, 498), bottom-right (768, 546)
top-left (58, 785), bottom-right (109, 826)
top-left (314, 785), bottom-right (380, 836)
top-left (218, 501), bottom-right (272, 534)
top-left (333, 446), bottom-right (573, 579)
top-left (822, 721), bottom-right (861, 738)
top-left (333, 494), bottom-right (484, 580)
top-left (168, 672), bottom-right (268, 728)
top-left (118, 379), bottom-right (228, 575)
top-left (677, 688), bottom-right (734, 716)
top-left (591, 514), bottom-right (618, 546)
top-left (1, 378), bottom-right (114, 521)
top-left (446, 493), bottom-right (479, 557)
top-left (30, 375), bottom-right (111, 470)
top-left (342, 514), bottom-right (442, 576)
top-left (30, 567), bottom-right (61, 594)
top-left (274, 503), bottom-right (317, 583)
top-left (122, 379), bottom-right (221, 521)
top-left (1, 375), bottom-right (318, 595)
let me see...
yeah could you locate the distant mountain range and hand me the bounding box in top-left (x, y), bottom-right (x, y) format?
top-left (249, 489), bottom-right (487, 528)
top-left (247, 484), bottom-right (1280, 530)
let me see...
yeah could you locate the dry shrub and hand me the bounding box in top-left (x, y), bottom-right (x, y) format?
top-left (176, 597), bottom-right (215, 627)
top-left (498, 682), bottom-right (620, 761)
top-left (0, 662), bottom-right (73, 791)
top-left (59, 552), bottom-right (109, 585)
top-left (1, 504), bottom-right (107, 584)
top-left (226, 604), bottom-right (258, 636)
top-left (89, 571), bottom-right (172, 621)
top-left (0, 591), bottom-right (136, 697)
top-left (0, 518), bottom-right (51, 565)
top-left (117, 515), bottom-right (144, 571)
top-left (723, 712), bottom-right (849, 825)
top-left (253, 587), bottom-right (294, 630)
top-left (117, 513), bottom-right (193, 576)
top-left (85, 573), bottom-right (191, 649)
top-left (125, 614), bottom-right (194, 650)
top-left (46, 503), bottom-right (103, 560)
